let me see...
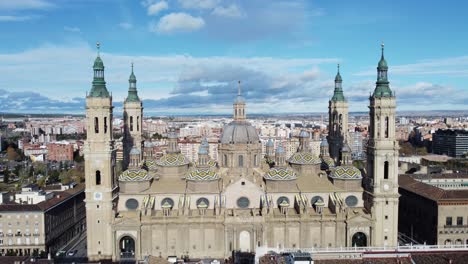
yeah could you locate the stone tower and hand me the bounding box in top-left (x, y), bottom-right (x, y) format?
top-left (123, 63), bottom-right (143, 169)
top-left (84, 43), bottom-right (116, 261)
top-left (366, 43), bottom-right (399, 247)
top-left (327, 65), bottom-right (349, 164)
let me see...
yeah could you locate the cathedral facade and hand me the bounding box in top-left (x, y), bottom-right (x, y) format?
top-left (84, 44), bottom-right (399, 261)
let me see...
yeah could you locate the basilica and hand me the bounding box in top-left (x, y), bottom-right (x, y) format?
top-left (84, 44), bottom-right (399, 261)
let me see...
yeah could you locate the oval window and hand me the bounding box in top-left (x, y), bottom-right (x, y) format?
top-left (345, 195), bottom-right (358, 207)
top-left (277, 196), bottom-right (289, 206)
top-left (125, 198), bottom-right (139, 210)
top-left (237, 197), bottom-right (250, 208)
top-left (311, 196), bottom-right (324, 206)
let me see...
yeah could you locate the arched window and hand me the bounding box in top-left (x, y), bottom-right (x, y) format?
top-left (238, 155), bottom-right (244, 167)
top-left (223, 154), bottom-right (228, 167)
top-left (94, 117), bottom-right (99, 133)
top-left (254, 155), bottom-right (258, 166)
top-left (384, 161), bottom-right (389, 180)
top-left (95, 170), bottom-right (101, 185)
top-left (104, 117), bottom-right (108, 134)
top-left (137, 116), bottom-right (140, 131)
top-left (352, 232), bottom-right (367, 247)
top-left (385, 116), bottom-right (389, 138)
top-left (130, 116), bottom-right (133, 132)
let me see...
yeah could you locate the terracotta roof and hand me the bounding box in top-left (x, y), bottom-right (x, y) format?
top-left (399, 174), bottom-right (468, 202)
top-left (0, 184), bottom-right (84, 212)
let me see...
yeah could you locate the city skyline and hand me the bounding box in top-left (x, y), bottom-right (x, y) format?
top-left (0, 0), bottom-right (467, 114)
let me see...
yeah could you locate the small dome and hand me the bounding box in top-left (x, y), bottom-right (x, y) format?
top-left (276, 145), bottom-right (285, 154)
top-left (264, 167), bottom-right (297, 181)
top-left (299, 130), bottom-right (310, 138)
top-left (130, 147), bottom-right (140, 155)
top-left (335, 71), bottom-right (342, 82)
top-left (186, 168), bottom-right (219, 181)
top-left (198, 144), bottom-right (208, 155)
top-left (330, 165), bottom-right (362, 180)
top-left (220, 121), bottom-right (259, 144)
top-left (288, 152), bottom-right (321, 165)
top-left (266, 138), bottom-right (274, 147)
top-left (321, 157), bottom-right (335, 170)
top-left (119, 168), bottom-right (151, 182)
top-left (145, 159), bottom-right (158, 171)
top-left (156, 153), bottom-right (190, 167)
top-left (341, 143), bottom-right (351, 153)
top-left (93, 56), bottom-right (104, 70)
top-left (378, 57), bottom-right (388, 69)
top-left (201, 137), bottom-right (209, 148)
top-left (320, 138), bottom-right (329, 147)
top-left (235, 95), bottom-right (245, 103)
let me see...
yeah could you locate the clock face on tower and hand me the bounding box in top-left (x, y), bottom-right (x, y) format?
top-left (94, 192), bottom-right (103, 201)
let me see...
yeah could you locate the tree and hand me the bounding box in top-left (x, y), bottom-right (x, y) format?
top-left (48, 170), bottom-right (60, 183)
top-left (6, 146), bottom-right (20, 161)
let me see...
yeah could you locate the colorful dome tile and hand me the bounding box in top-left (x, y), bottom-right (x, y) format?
top-left (156, 153), bottom-right (190, 167)
top-left (186, 168), bottom-right (220, 181)
top-left (145, 159), bottom-right (158, 170)
top-left (195, 159), bottom-right (217, 168)
top-left (288, 152), bottom-right (322, 165)
top-left (264, 167), bottom-right (297, 181)
top-left (119, 168), bottom-right (152, 182)
top-left (321, 157), bottom-right (335, 169)
top-left (330, 165), bottom-right (362, 180)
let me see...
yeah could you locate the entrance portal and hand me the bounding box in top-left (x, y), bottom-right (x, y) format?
top-left (351, 232), bottom-right (367, 247)
top-left (239, 231), bottom-right (251, 252)
top-left (120, 236), bottom-right (135, 259)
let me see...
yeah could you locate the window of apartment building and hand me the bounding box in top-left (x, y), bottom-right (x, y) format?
top-left (0, 239), bottom-right (3, 245)
top-left (8, 239), bottom-right (12, 245)
top-left (457, 217), bottom-right (463, 226)
top-left (446, 217), bottom-right (453, 226)
top-left (34, 237), bottom-right (39, 245)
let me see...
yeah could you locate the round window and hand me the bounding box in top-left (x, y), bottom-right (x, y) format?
top-left (196, 197), bottom-right (209, 208)
top-left (277, 196), bottom-right (289, 206)
top-left (125, 198), bottom-right (139, 210)
top-left (345, 195), bottom-right (358, 207)
top-left (237, 197), bottom-right (250, 208)
top-left (311, 196), bottom-right (324, 205)
top-left (161, 198), bottom-right (174, 208)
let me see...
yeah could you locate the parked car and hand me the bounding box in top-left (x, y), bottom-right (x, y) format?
top-left (67, 250), bottom-right (78, 256)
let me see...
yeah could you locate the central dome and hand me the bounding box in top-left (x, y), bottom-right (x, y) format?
top-left (220, 121), bottom-right (259, 144)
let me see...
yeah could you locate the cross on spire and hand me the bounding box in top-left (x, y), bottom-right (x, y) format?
top-left (96, 42), bottom-right (101, 55)
top-left (381, 41), bottom-right (385, 58)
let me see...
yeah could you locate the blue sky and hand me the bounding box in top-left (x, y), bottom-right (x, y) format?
top-left (0, 0), bottom-right (467, 114)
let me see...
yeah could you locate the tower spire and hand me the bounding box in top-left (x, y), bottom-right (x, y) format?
top-left (233, 80), bottom-right (246, 121)
top-left (331, 64), bottom-right (345, 102)
top-left (374, 42), bottom-right (392, 97)
top-left (89, 42), bottom-right (109, 98)
top-left (126, 63), bottom-right (140, 102)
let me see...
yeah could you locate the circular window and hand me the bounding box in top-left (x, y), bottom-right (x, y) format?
top-left (237, 197), bottom-right (250, 208)
top-left (345, 195), bottom-right (358, 207)
top-left (161, 198), bottom-right (174, 208)
top-left (196, 197), bottom-right (209, 208)
top-left (311, 196), bottom-right (324, 205)
top-left (125, 198), bottom-right (139, 210)
top-left (277, 196), bottom-right (289, 206)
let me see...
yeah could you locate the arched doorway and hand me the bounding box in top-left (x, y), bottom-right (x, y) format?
top-left (351, 232), bottom-right (367, 247)
top-left (120, 236), bottom-right (135, 259)
top-left (239, 231), bottom-right (251, 252)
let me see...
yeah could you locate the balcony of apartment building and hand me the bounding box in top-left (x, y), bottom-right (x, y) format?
top-left (441, 216), bottom-right (468, 234)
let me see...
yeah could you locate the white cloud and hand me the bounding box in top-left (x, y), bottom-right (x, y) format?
top-left (119, 22), bottom-right (133, 30)
top-left (64, 26), bottom-right (81, 33)
top-left (147, 1), bottom-right (168, 16)
top-left (212, 4), bottom-right (244, 18)
top-left (0, 0), bottom-right (54, 10)
top-left (178, 0), bottom-right (220, 10)
top-left (153, 12), bottom-right (205, 33)
top-left (0, 15), bottom-right (35, 22)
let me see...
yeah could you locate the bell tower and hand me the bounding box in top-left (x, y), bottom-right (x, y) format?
top-left (233, 81), bottom-right (246, 121)
top-left (123, 63), bottom-right (143, 169)
top-left (366, 43), bottom-right (399, 247)
top-left (327, 65), bottom-right (349, 163)
top-left (84, 43), bottom-right (116, 261)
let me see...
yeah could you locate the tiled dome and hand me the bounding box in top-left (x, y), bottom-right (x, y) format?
top-left (264, 167), bottom-right (297, 181)
top-left (288, 152), bottom-right (322, 165)
top-left (330, 165), bottom-right (362, 179)
top-left (119, 168), bottom-right (152, 182)
top-left (186, 168), bottom-right (220, 181)
top-left (156, 153), bottom-right (190, 167)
